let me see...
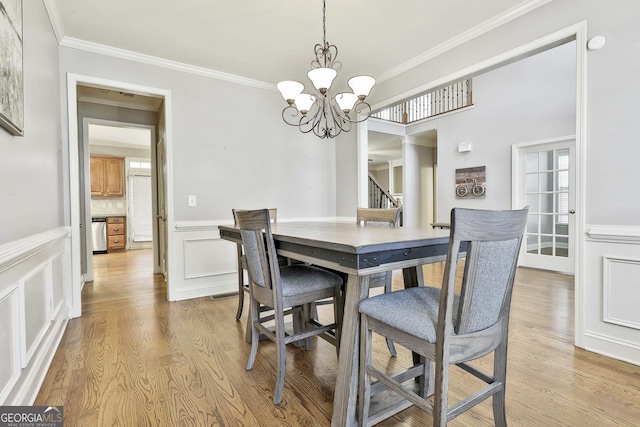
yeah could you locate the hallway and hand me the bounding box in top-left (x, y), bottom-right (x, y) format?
top-left (82, 249), bottom-right (164, 314)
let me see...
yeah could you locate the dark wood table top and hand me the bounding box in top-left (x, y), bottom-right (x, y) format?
top-left (220, 221), bottom-right (450, 252)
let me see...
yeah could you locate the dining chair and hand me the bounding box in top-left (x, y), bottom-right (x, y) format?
top-left (235, 208), bottom-right (344, 405)
top-left (358, 207), bottom-right (528, 426)
top-left (234, 207), bottom-right (278, 322)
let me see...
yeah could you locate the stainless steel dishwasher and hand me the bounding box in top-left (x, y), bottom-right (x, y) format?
top-left (91, 217), bottom-right (108, 254)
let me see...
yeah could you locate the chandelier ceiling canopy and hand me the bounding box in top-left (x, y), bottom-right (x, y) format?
top-left (277, 0), bottom-right (375, 139)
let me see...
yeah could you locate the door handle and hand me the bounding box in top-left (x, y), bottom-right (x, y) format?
top-left (569, 209), bottom-right (576, 214)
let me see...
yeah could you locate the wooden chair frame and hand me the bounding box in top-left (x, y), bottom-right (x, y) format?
top-left (236, 209), bottom-right (343, 405)
top-left (234, 208), bottom-right (278, 322)
top-left (358, 207), bottom-right (528, 426)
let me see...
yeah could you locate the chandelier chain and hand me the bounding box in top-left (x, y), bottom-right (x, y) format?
top-left (322, 0), bottom-right (326, 47)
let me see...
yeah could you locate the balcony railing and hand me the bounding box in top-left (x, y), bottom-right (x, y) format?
top-left (371, 79), bottom-right (472, 124)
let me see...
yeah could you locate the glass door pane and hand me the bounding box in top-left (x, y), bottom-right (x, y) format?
top-left (524, 147), bottom-right (571, 259)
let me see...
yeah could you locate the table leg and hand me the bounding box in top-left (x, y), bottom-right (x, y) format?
top-left (332, 274), bottom-right (370, 427)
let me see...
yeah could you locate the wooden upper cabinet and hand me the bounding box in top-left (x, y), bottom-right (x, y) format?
top-left (90, 156), bottom-right (124, 197)
top-left (90, 157), bottom-right (106, 196)
top-left (104, 158), bottom-right (124, 196)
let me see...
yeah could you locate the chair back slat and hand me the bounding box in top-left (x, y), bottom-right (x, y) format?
top-left (441, 208), bottom-right (527, 336)
top-left (356, 207), bottom-right (402, 227)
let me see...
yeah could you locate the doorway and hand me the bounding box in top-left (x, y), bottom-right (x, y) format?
top-left (366, 127), bottom-right (437, 228)
top-left (83, 121), bottom-right (156, 283)
top-left (67, 74), bottom-right (173, 318)
top-left (513, 137), bottom-right (576, 273)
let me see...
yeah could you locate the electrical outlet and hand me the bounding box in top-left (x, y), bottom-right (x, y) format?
top-left (188, 195), bottom-right (197, 207)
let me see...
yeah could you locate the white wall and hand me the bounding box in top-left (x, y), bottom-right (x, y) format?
top-left (0, 1), bottom-right (70, 404)
top-left (335, 131), bottom-right (358, 217)
top-left (416, 145), bottom-right (436, 228)
top-left (411, 41), bottom-right (576, 221)
top-left (0, 1), bottom-right (63, 243)
top-left (369, 166), bottom-right (390, 192)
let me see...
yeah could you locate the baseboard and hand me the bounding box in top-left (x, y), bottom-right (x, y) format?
top-left (583, 331), bottom-right (640, 367)
top-left (171, 281), bottom-right (237, 302)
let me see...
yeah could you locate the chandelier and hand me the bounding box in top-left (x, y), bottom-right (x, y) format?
top-left (277, 0), bottom-right (375, 139)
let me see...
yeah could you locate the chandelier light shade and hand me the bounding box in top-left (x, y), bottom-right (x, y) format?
top-left (277, 81), bottom-right (304, 103)
top-left (277, 0), bottom-right (375, 139)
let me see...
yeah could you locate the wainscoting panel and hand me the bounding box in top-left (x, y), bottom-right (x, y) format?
top-left (21, 265), bottom-right (50, 367)
top-left (0, 288), bottom-right (20, 403)
top-left (51, 253), bottom-right (65, 315)
top-left (172, 221), bottom-right (238, 301)
top-left (0, 228), bottom-right (70, 405)
top-left (183, 238), bottom-right (236, 279)
top-left (603, 256), bottom-right (640, 330)
top-left (584, 225), bottom-right (640, 366)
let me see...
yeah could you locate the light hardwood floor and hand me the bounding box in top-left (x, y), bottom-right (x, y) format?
top-left (36, 249), bottom-right (640, 426)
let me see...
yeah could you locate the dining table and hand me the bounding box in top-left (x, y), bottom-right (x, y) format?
top-left (218, 220), bottom-right (452, 427)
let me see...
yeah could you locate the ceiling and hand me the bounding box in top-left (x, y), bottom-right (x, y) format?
top-left (50, 1), bottom-right (544, 155)
top-left (50, 0), bottom-right (539, 87)
top-left (89, 124), bottom-right (152, 148)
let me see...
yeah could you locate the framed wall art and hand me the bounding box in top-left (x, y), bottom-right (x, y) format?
top-left (0, 0), bottom-right (23, 136)
top-left (455, 166), bottom-right (486, 198)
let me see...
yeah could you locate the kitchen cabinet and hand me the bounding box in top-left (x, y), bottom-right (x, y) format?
top-left (107, 216), bottom-right (126, 251)
top-left (90, 156), bottom-right (124, 197)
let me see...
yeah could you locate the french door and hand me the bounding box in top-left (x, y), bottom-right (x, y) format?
top-left (513, 138), bottom-right (575, 273)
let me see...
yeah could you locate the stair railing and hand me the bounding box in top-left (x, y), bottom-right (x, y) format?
top-left (368, 173), bottom-right (400, 209)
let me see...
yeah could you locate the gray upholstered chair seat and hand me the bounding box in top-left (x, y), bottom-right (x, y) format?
top-left (280, 265), bottom-right (343, 297)
top-left (359, 286), bottom-right (459, 342)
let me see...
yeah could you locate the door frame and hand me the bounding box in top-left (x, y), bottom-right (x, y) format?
top-left (66, 73), bottom-right (175, 318)
top-left (512, 135), bottom-right (576, 273)
top-left (358, 21), bottom-right (587, 347)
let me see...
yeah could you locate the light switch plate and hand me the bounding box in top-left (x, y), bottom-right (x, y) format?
top-left (188, 195), bottom-right (197, 207)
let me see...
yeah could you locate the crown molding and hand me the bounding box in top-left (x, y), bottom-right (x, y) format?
top-left (42, 0), bottom-right (64, 44)
top-left (376, 0), bottom-right (553, 84)
top-left (44, 0), bottom-right (275, 91)
top-left (58, 37), bottom-right (276, 91)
